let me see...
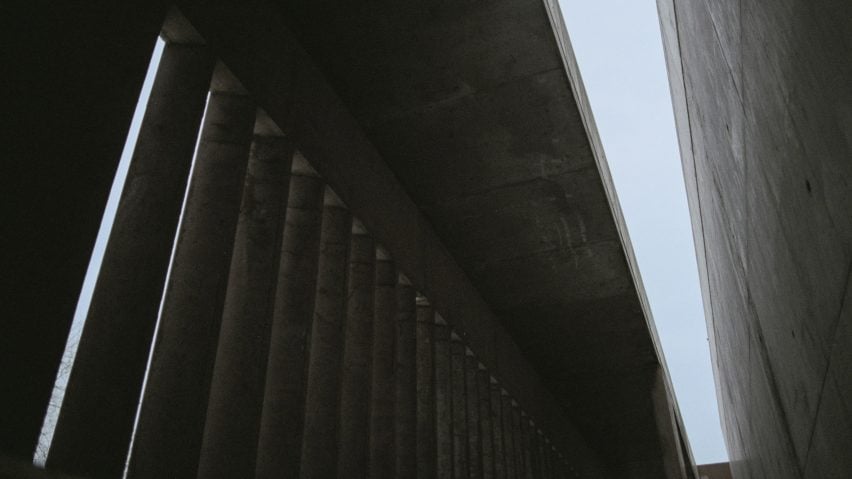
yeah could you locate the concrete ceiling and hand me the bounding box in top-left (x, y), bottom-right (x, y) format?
top-left (275, 0), bottom-right (665, 471)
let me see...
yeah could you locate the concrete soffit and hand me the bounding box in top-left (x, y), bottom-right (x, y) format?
top-left (546, 0), bottom-right (700, 472)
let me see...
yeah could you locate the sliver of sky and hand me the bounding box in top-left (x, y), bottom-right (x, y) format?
top-left (558, 0), bottom-right (728, 464)
top-left (33, 37), bottom-right (166, 467)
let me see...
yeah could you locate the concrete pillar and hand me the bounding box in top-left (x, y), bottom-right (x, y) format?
top-left (434, 319), bottom-right (453, 479)
top-left (501, 393), bottom-right (517, 479)
top-left (490, 383), bottom-right (507, 479)
top-left (520, 416), bottom-right (534, 479)
top-left (337, 222), bottom-right (375, 478)
top-left (451, 337), bottom-right (469, 479)
top-left (254, 155), bottom-right (324, 479)
top-left (540, 439), bottom-right (553, 479)
top-left (3, 3), bottom-right (165, 459)
top-left (511, 403), bottom-right (525, 479)
top-left (369, 248), bottom-right (396, 479)
top-left (196, 127), bottom-right (293, 479)
top-left (477, 370), bottom-right (495, 479)
top-left (416, 298), bottom-right (436, 479)
top-left (126, 83), bottom-right (256, 479)
top-left (394, 277), bottom-right (417, 478)
top-left (299, 189), bottom-right (352, 479)
top-left (465, 354), bottom-right (483, 479)
top-left (46, 41), bottom-right (213, 478)
top-left (536, 431), bottom-right (550, 479)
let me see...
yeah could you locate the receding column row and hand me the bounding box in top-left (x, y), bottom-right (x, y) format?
top-left (40, 40), bottom-right (575, 479)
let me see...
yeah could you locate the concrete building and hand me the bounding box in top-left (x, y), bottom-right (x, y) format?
top-left (658, 0), bottom-right (852, 478)
top-left (3, 2), bottom-right (697, 478)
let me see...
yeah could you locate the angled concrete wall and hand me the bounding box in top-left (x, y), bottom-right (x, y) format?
top-left (658, 0), bottom-right (852, 477)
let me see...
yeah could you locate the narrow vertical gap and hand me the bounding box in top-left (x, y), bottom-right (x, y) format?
top-left (33, 36), bottom-right (167, 467)
top-left (122, 87), bottom-right (213, 479)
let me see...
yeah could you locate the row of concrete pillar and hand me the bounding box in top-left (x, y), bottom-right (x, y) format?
top-left (41, 40), bottom-right (576, 479)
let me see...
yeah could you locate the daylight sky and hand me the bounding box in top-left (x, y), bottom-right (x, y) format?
top-left (559, 0), bottom-right (728, 464)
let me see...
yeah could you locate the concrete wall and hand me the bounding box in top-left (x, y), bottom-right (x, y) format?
top-left (658, 0), bottom-right (852, 478)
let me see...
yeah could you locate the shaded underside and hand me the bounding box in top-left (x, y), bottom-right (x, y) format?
top-left (275, 0), bottom-right (663, 470)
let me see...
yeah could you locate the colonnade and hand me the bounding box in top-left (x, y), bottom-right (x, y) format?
top-left (42, 37), bottom-right (578, 479)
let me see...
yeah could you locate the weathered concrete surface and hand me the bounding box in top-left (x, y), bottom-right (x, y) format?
top-left (490, 383), bottom-right (507, 479)
top-left (369, 252), bottom-right (397, 479)
top-left (1, 2), bottom-right (166, 460)
top-left (126, 87), bottom-right (255, 479)
top-left (196, 133), bottom-right (292, 479)
top-left (450, 339), bottom-right (470, 478)
top-left (433, 320), bottom-right (452, 479)
top-left (337, 229), bottom-right (375, 477)
top-left (5, 0), bottom-right (689, 474)
top-left (658, 0), bottom-right (852, 477)
top-left (46, 41), bottom-right (213, 479)
top-left (255, 159), bottom-right (324, 479)
top-left (466, 354), bottom-right (484, 479)
top-left (416, 301), bottom-right (438, 478)
top-left (394, 279), bottom-right (418, 478)
top-left (171, 0), bottom-right (686, 474)
top-left (477, 369), bottom-right (496, 479)
top-left (299, 192), bottom-right (351, 479)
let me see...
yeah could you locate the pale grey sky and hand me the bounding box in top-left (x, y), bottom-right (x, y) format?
top-left (559, 0), bottom-right (727, 464)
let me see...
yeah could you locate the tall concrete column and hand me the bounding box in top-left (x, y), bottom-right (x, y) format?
top-left (477, 370), bottom-right (495, 479)
top-left (255, 155), bottom-right (324, 479)
top-left (394, 277), bottom-right (417, 478)
top-left (434, 319), bottom-right (453, 479)
top-left (490, 383), bottom-right (507, 479)
top-left (536, 431), bottom-right (550, 479)
top-left (196, 127), bottom-right (293, 479)
top-left (127, 83), bottom-right (256, 479)
top-left (501, 393), bottom-right (517, 479)
top-left (451, 337), bottom-right (470, 479)
top-left (519, 416), bottom-right (534, 479)
top-left (46, 41), bottom-right (213, 479)
top-left (416, 298), bottom-right (436, 479)
top-left (539, 438), bottom-right (552, 479)
top-left (299, 189), bottom-right (352, 479)
top-left (465, 354), bottom-right (483, 479)
top-left (337, 222), bottom-right (375, 478)
top-left (511, 403), bottom-right (525, 479)
top-left (369, 248), bottom-right (397, 479)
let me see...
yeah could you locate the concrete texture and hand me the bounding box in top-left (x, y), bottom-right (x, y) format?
top-left (196, 134), bottom-right (293, 479)
top-left (478, 370), bottom-right (496, 479)
top-left (255, 163), bottom-right (324, 479)
top-left (126, 88), bottom-right (255, 479)
top-left (451, 339), bottom-right (470, 479)
top-left (45, 41), bottom-right (213, 479)
top-left (501, 394), bottom-right (518, 479)
top-left (299, 192), bottom-right (351, 479)
top-left (394, 279), bottom-right (418, 478)
top-left (434, 322), bottom-right (453, 479)
top-left (169, 0), bottom-right (688, 474)
top-left (337, 229), bottom-right (375, 478)
top-left (369, 252), bottom-right (397, 479)
top-left (658, 0), bottom-right (852, 477)
top-left (416, 301), bottom-right (437, 479)
top-left (490, 383), bottom-right (508, 479)
top-left (466, 354), bottom-right (484, 479)
top-left (4, 0), bottom-right (694, 475)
